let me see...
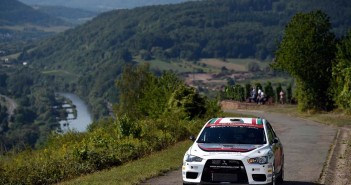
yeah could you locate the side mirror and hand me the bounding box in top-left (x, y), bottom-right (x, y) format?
top-left (273, 138), bottom-right (279, 144)
top-left (189, 135), bottom-right (196, 142)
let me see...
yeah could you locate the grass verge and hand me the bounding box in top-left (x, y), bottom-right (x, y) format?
top-left (59, 140), bottom-right (192, 185)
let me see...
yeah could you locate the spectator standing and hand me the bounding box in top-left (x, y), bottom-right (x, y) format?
top-left (280, 90), bottom-right (285, 104)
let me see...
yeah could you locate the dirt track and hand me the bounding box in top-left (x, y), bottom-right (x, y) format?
top-left (141, 110), bottom-right (337, 185)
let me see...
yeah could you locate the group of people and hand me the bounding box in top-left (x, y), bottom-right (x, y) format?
top-left (249, 87), bottom-right (266, 104)
top-left (248, 87), bottom-right (285, 104)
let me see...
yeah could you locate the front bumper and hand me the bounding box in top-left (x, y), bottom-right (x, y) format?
top-left (182, 159), bottom-right (273, 184)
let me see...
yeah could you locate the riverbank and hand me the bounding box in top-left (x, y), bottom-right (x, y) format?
top-left (56, 93), bottom-right (93, 132)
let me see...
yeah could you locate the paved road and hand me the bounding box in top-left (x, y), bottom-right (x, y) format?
top-left (141, 110), bottom-right (337, 185)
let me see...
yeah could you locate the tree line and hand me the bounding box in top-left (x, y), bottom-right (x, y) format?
top-left (273, 10), bottom-right (351, 112)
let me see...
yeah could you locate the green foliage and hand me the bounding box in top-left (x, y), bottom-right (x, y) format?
top-left (115, 63), bottom-right (153, 118)
top-left (28, 0), bottom-right (351, 76)
top-left (167, 85), bottom-right (207, 119)
top-left (244, 83), bottom-right (252, 100)
top-left (0, 107), bottom-right (213, 184)
top-left (273, 10), bottom-right (336, 111)
top-left (264, 81), bottom-right (275, 100)
top-left (115, 64), bottom-right (187, 119)
top-left (224, 84), bottom-right (245, 102)
top-left (254, 82), bottom-right (263, 93)
top-left (332, 30), bottom-right (351, 112)
top-left (286, 83), bottom-right (293, 103)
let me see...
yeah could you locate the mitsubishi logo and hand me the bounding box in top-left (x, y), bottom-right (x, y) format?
top-left (222, 160), bottom-right (228, 166)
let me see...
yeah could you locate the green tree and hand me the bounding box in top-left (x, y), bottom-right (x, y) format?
top-left (232, 85), bottom-right (245, 102)
top-left (264, 81), bottom-right (275, 101)
top-left (332, 30), bottom-right (351, 112)
top-left (272, 10), bottom-right (336, 111)
top-left (137, 71), bottom-right (183, 118)
top-left (115, 63), bottom-right (152, 118)
top-left (167, 85), bottom-right (206, 119)
top-left (245, 83), bottom-right (252, 100)
top-left (286, 83), bottom-right (293, 104)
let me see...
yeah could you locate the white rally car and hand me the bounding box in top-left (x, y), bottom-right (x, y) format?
top-left (182, 117), bottom-right (284, 185)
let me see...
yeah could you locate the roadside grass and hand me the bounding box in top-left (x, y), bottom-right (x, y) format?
top-left (59, 140), bottom-right (192, 185)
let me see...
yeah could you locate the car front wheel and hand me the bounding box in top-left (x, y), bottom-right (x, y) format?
top-left (277, 163), bottom-right (284, 183)
top-left (270, 165), bottom-right (276, 185)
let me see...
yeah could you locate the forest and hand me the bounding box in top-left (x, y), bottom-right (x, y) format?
top-left (18, 0), bottom-right (351, 119)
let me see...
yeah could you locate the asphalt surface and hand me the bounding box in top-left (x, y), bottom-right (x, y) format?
top-left (141, 110), bottom-right (337, 185)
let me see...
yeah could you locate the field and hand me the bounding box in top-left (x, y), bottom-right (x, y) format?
top-left (137, 57), bottom-right (290, 93)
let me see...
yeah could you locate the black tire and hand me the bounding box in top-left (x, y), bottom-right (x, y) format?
top-left (270, 165), bottom-right (277, 185)
top-left (277, 167), bottom-right (284, 184)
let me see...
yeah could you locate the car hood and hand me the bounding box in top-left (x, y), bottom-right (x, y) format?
top-left (197, 143), bottom-right (264, 153)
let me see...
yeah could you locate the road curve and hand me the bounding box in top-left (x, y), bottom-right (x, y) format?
top-left (141, 110), bottom-right (337, 185)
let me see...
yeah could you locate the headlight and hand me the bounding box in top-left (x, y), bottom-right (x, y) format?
top-left (185, 154), bottom-right (203, 162)
top-left (247, 156), bottom-right (268, 164)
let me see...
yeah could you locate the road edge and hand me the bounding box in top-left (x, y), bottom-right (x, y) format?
top-left (318, 128), bottom-right (340, 184)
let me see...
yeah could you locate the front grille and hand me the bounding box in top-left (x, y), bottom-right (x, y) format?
top-left (201, 159), bottom-right (248, 183)
top-left (252, 174), bottom-right (266, 182)
top-left (186, 172), bottom-right (198, 179)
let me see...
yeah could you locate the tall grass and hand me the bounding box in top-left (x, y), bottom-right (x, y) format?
top-left (0, 115), bottom-right (206, 184)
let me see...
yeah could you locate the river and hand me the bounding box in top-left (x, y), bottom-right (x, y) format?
top-left (57, 92), bottom-right (92, 132)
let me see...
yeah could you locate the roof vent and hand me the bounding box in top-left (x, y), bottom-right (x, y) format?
top-left (230, 118), bottom-right (243, 122)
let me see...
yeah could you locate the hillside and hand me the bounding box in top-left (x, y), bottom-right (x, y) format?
top-left (27, 0), bottom-right (351, 70)
top-left (21, 0), bottom-right (351, 118)
top-left (0, 0), bottom-right (73, 57)
top-left (0, 0), bottom-right (66, 26)
top-left (19, 0), bottom-right (188, 12)
top-left (33, 5), bottom-right (98, 25)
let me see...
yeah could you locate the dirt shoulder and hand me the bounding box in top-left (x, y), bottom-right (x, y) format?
top-left (323, 128), bottom-right (351, 185)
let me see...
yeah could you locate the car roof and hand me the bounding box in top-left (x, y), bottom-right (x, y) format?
top-left (205, 117), bottom-right (265, 128)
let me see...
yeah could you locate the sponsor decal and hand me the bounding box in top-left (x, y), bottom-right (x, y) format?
top-left (198, 143), bottom-right (257, 152)
top-left (209, 118), bottom-right (219, 124)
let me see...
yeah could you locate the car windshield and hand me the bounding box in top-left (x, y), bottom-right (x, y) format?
top-left (197, 126), bottom-right (266, 145)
